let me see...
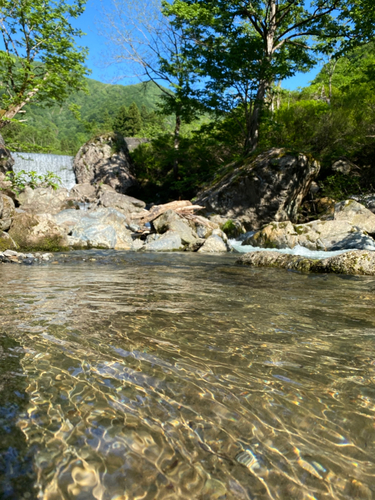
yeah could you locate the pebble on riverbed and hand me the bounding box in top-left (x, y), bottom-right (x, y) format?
top-left (0, 249), bottom-right (54, 265)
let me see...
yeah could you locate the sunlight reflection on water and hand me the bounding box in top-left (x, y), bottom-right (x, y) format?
top-left (1, 251), bottom-right (375, 499)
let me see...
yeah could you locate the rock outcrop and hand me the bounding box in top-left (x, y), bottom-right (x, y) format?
top-left (73, 134), bottom-right (138, 194)
top-left (243, 200), bottom-right (375, 251)
top-left (237, 250), bottom-right (375, 276)
top-left (195, 148), bottom-right (320, 230)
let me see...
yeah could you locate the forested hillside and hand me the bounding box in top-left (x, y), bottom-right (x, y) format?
top-left (2, 79), bottom-right (165, 155)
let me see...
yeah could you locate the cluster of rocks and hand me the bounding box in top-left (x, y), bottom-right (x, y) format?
top-left (0, 249), bottom-right (54, 265)
top-left (0, 182), bottom-right (234, 255)
top-left (242, 199), bottom-right (375, 252)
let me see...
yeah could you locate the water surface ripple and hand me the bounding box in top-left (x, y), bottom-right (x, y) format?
top-left (1, 252), bottom-right (375, 500)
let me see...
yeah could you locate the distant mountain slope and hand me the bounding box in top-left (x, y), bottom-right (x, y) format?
top-left (4, 79), bottom-right (165, 154)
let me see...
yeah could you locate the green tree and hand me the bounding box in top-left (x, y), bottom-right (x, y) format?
top-left (165, 0), bottom-right (375, 152)
top-left (99, 0), bottom-right (201, 178)
top-left (113, 103), bottom-right (142, 136)
top-left (0, 0), bottom-right (88, 128)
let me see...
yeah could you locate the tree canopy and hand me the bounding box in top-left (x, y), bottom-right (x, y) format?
top-left (0, 0), bottom-right (89, 128)
top-left (165, 0), bottom-right (375, 151)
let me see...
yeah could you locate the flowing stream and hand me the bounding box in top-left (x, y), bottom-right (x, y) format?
top-left (1, 251), bottom-right (375, 500)
top-left (12, 152), bottom-right (76, 190)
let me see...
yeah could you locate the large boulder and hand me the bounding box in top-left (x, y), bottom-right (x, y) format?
top-left (17, 186), bottom-right (70, 215)
top-left (152, 210), bottom-right (198, 245)
top-left (96, 185), bottom-right (146, 215)
top-left (0, 193), bottom-right (15, 231)
top-left (333, 199), bottom-right (375, 234)
top-left (143, 230), bottom-right (184, 252)
top-left (0, 134), bottom-right (14, 175)
top-left (237, 250), bottom-right (375, 276)
top-left (8, 213), bottom-right (68, 251)
top-left (73, 134), bottom-right (138, 194)
top-left (243, 219), bottom-right (375, 251)
top-left (69, 183), bottom-right (97, 203)
top-left (198, 234), bottom-right (229, 253)
top-left (66, 208), bottom-right (134, 250)
top-left (195, 148), bottom-right (320, 230)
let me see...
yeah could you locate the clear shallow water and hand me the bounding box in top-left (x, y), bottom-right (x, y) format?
top-left (1, 252), bottom-right (375, 499)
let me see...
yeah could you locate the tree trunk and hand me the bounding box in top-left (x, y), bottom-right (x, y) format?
top-left (245, 79), bottom-right (268, 153)
top-left (173, 114), bottom-right (181, 179)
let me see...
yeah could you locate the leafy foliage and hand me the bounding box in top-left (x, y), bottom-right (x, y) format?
top-left (3, 170), bottom-right (61, 195)
top-left (0, 0), bottom-right (88, 126)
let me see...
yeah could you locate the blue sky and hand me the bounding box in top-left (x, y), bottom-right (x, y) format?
top-left (76, 0), bottom-right (321, 91)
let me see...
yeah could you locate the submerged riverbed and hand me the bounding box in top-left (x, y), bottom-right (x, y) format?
top-left (1, 251), bottom-right (375, 500)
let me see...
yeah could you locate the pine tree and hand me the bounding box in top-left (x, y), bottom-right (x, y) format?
top-left (125, 103), bottom-right (142, 136)
top-left (113, 103), bottom-right (143, 137)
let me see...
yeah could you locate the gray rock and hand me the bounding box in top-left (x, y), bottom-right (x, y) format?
top-left (3, 249), bottom-right (18, 257)
top-left (73, 134), bottom-right (138, 194)
top-left (244, 218), bottom-right (375, 252)
top-left (124, 137), bottom-right (150, 152)
top-left (332, 158), bottom-right (358, 175)
top-left (69, 183), bottom-right (97, 203)
top-left (97, 185), bottom-right (145, 214)
top-left (17, 186), bottom-right (69, 215)
top-left (68, 207), bottom-right (133, 250)
top-left (130, 239), bottom-right (145, 251)
top-left (0, 193), bottom-right (15, 231)
top-left (152, 210), bottom-right (180, 232)
top-left (143, 230), bottom-right (183, 252)
top-left (237, 249), bottom-right (375, 276)
top-left (53, 209), bottom-right (85, 234)
top-left (152, 209), bottom-right (198, 245)
top-left (198, 234), bottom-right (228, 253)
top-left (333, 199), bottom-right (375, 234)
top-left (195, 148), bottom-right (320, 230)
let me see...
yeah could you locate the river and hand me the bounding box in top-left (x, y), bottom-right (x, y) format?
top-left (1, 251), bottom-right (375, 499)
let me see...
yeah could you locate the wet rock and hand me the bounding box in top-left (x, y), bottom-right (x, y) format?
top-left (68, 208), bottom-right (133, 250)
top-left (237, 250), bottom-right (375, 276)
top-left (73, 133), bottom-right (138, 194)
top-left (195, 148), bottom-right (320, 230)
top-left (198, 234), bottom-right (229, 253)
top-left (143, 230), bottom-right (183, 252)
top-left (17, 186), bottom-right (70, 215)
top-left (0, 193), bottom-right (15, 231)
